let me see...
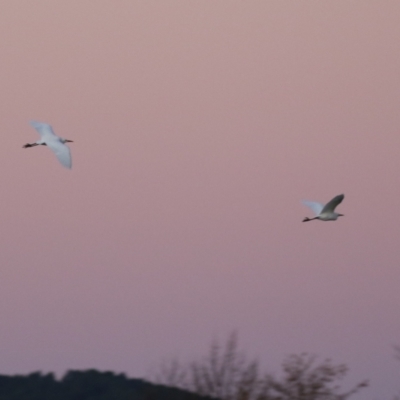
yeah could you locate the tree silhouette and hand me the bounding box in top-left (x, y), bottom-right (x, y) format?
top-left (153, 332), bottom-right (368, 400)
top-left (264, 353), bottom-right (368, 400)
top-left (0, 370), bottom-right (215, 400)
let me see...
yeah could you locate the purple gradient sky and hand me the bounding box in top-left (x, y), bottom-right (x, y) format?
top-left (0, 1), bottom-right (399, 398)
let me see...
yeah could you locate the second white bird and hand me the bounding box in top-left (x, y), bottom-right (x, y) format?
top-left (23, 121), bottom-right (73, 169)
top-left (302, 194), bottom-right (344, 222)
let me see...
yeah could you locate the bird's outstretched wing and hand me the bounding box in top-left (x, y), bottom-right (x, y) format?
top-left (29, 121), bottom-right (56, 138)
top-left (321, 194), bottom-right (344, 213)
top-left (302, 200), bottom-right (324, 216)
top-left (46, 139), bottom-right (72, 169)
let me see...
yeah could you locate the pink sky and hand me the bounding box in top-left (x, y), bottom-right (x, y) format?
top-left (0, 1), bottom-right (399, 398)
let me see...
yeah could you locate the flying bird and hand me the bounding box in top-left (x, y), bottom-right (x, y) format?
top-left (302, 194), bottom-right (344, 222)
top-left (23, 121), bottom-right (73, 169)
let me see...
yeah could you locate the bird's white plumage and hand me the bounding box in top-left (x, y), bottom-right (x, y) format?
top-left (45, 139), bottom-right (72, 169)
top-left (302, 201), bottom-right (324, 216)
top-left (29, 121), bottom-right (56, 138)
top-left (321, 194), bottom-right (344, 214)
top-left (302, 194), bottom-right (344, 222)
top-left (28, 121), bottom-right (72, 169)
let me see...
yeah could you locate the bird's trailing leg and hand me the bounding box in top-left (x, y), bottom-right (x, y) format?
top-left (23, 143), bottom-right (46, 148)
top-left (302, 217), bottom-right (318, 222)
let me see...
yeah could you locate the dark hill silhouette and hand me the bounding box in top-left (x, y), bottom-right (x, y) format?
top-left (0, 369), bottom-right (216, 400)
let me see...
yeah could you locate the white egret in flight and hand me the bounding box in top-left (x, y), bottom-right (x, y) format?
top-left (302, 194), bottom-right (344, 222)
top-left (23, 121), bottom-right (73, 169)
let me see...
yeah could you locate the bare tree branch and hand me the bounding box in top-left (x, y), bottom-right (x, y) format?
top-left (151, 334), bottom-right (368, 400)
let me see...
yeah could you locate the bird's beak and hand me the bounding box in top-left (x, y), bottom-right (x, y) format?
top-left (65, 140), bottom-right (74, 143)
top-left (338, 213), bottom-right (344, 217)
